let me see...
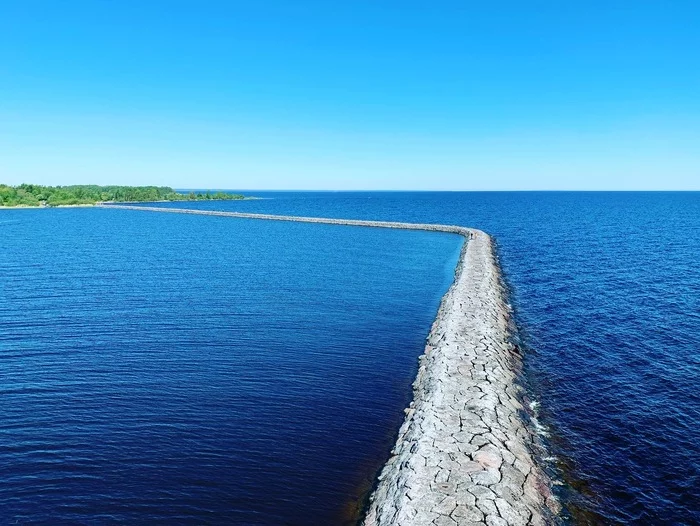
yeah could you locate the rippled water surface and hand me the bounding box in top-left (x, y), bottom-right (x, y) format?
top-left (0, 207), bottom-right (462, 524)
top-left (2, 192), bottom-right (699, 524)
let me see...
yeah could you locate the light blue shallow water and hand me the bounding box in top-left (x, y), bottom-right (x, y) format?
top-left (2, 192), bottom-right (700, 524)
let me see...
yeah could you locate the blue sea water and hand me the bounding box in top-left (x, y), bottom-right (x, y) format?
top-left (0, 207), bottom-right (462, 524)
top-left (2, 192), bottom-right (699, 524)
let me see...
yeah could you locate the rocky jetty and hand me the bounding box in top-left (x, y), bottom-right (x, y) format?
top-left (363, 231), bottom-right (558, 526)
top-left (100, 204), bottom-right (557, 525)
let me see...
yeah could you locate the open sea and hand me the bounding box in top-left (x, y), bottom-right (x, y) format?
top-left (1, 192), bottom-right (699, 525)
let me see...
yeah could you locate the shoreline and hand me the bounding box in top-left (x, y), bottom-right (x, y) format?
top-left (97, 204), bottom-right (558, 524)
top-left (0, 203), bottom-right (96, 209)
top-left (0, 197), bottom-right (255, 210)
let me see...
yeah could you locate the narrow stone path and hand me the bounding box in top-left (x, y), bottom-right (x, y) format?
top-left (363, 232), bottom-right (558, 526)
top-left (99, 204), bottom-right (557, 525)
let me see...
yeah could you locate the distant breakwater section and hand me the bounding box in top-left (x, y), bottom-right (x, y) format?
top-left (99, 203), bottom-right (557, 525)
top-left (96, 204), bottom-right (471, 235)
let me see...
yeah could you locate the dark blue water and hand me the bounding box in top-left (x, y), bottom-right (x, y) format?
top-left (0, 207), bottom-right (462, 524)
top-left (150, 192), bottom-right (700, 524)
top-left (2, 193), bottom-right (700, 524)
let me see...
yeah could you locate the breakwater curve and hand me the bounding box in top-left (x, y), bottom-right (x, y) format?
top-left (99, 204), bottom-right (557, 525)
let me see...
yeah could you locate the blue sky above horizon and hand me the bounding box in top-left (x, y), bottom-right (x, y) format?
top-left (1, 1), bottom-right (699, 190)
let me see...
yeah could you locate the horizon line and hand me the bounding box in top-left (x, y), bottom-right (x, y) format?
top-left (174, 188), bottom-right (700, 193)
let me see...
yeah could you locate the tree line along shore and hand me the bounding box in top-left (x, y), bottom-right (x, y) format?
top-left (0, 184), bottom-right (245, 207)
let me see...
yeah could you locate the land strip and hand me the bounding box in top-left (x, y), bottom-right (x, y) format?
top-left (99, 203), bottom-right (557, 525)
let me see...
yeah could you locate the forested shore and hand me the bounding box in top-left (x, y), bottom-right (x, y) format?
top-left (0, 184), bottom-right (244, 207)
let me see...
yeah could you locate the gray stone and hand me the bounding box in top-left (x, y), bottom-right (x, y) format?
top-left (495, 498), bottom-right (528, 526)
top-left (485, 515), bottom-right (508, 526)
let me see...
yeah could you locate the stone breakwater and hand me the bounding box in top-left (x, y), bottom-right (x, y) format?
top-left (363, 232), bottom-right (558, 526)
top-left (96, 204), bottom-right (470, 235)
top-left (99, 204), bottom-right (557, 525)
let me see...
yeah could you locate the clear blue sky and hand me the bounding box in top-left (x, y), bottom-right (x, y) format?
top-left (1, 1), bottom-right (698, 190)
